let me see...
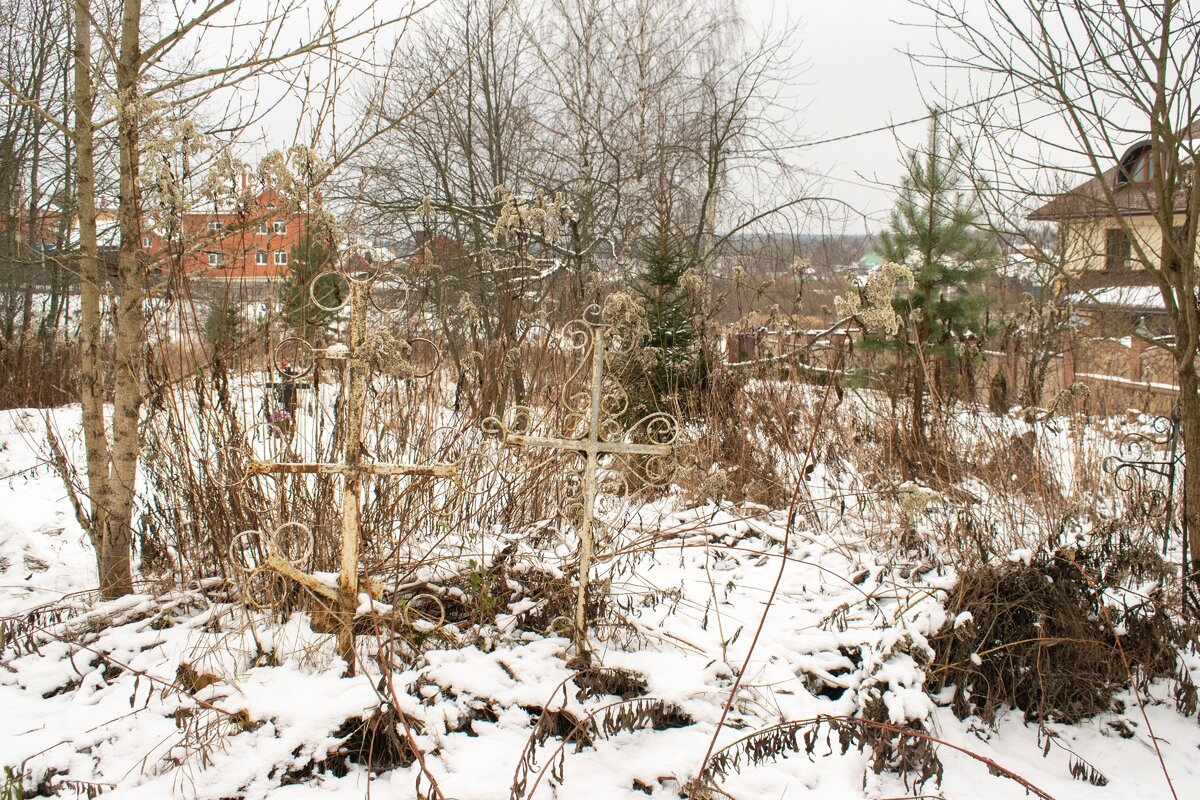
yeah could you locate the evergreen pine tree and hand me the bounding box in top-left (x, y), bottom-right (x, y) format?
top-left (277, 229), bottom-right (342, 342)
top-left (873, 111), bottom-right (996, 442)
top-left (203, 300), bottom-right (241, 359)
top-left (627, 225), bottom-right (707, 420)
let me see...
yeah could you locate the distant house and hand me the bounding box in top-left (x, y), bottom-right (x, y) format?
top-left (158, 188), bottom-right (309, 280)
top-left (344, 240), bottom-right (398, 269)
top-left (8, 205), bottom-right (124, 283)
top-left (8, 190), bottom-right (311, 282)
top-left (404, 229), bottom-right (470, 271)
top-left (1023, 130), bottom-right (1198, 404)
top-left (1028, 128), bottom-right (1195, 333)
top-left (13, 205), bottom-right (118, 252)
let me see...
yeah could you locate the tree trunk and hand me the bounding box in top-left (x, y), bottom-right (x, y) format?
top-left (73, 0), bottom-right (121, 592)
top-left (101, 0), bottom-right (146, 599)
top-left (1178, 359), bottom-right (1200, 581)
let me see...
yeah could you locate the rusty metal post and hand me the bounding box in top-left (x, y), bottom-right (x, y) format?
top-left (336, 280), bottom-right (369, 672)
top-left (575, 327), bottom-right (605, 638)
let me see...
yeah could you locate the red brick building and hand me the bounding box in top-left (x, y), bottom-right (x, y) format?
top-left (154, 189), bottom-right (309, 279)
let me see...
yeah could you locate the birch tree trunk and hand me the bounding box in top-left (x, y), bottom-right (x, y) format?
top-left (72, 0), bottom-right (125, 596)
top-left (100, 0), bottom-right (146, 598)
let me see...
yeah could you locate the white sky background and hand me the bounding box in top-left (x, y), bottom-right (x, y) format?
top-left (740, 0), bottom-right (975, 236)
top-left (215, 0), bottom-right (977, 236)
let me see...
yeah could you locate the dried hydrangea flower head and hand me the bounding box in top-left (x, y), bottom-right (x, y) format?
top-left (834, 259), bottom-right (915, 336)
top-left (490, 185), bottom-right (572, 243)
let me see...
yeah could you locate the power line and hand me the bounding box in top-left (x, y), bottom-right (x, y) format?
top-left (782, 83), bottom-right (1027, 151)
top-left (785, 11), bottom-right (1200, 153)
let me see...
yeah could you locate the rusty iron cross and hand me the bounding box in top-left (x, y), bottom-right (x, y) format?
top-left (225, 273), bottom-right (457, 674)
top-left (483, 304), bottom-right (679, 651)
top-left (1103, 414), bottom-right (1183, 498)
top-left (1102, 411), bottom-right (1195, 614)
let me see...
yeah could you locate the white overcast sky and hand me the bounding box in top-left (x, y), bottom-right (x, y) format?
top-left (741, 0), bottom-right (968, 235)
top-left (235, 0), bottom-right (971, 236)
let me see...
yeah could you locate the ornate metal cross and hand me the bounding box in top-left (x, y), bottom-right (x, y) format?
top-left (483, 304), bottom-right (679, 651)
top-left (1103, 413), bottom-right (1183, 518)
top-left (224, 272), bottom-right (457, 674)
top-left (1103, 412), bottom-right (1193, 612)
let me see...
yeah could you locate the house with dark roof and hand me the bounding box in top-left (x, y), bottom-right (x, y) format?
top-left (1028, 129), bottom-right (1195, 332)
top-left (1025, 127), bottom-right (1197, 405)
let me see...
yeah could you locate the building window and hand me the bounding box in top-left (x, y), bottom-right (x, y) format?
top-left (256, 222), bottom-right (268, 234)
top-left (274, 250), bottom-right (288, 265)
top-left (1105, 228), bottom-right (1131, 270)
top-left (207, 220), bottom-right (222, 232)
top-left (273, 220), bottom-right (286, 234)
top-left (142, 236), bottom-right (153, 248)
top-left (255, 250), bottom-right (268, 265)
top-left (1129, 152), bottom-right (1157, 183)
top-left (1117, 144), bottom-right (1160, 186)
top-left (208, 252), bottom-right (223, 266)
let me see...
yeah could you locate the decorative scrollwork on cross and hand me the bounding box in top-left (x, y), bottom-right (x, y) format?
top-left (1101, 412), bottom-right (1197, 615)
top-left (482, 303), bottom-right (680, 654)
top-left (1103, 414), bottom-right (1182, 514)
top-left (216, 269), bottom-right (458, 674)
top-left (229, 522), bottom-right (331, 609)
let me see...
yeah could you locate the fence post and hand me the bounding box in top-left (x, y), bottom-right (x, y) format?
top-left (1062, 333), bottom-right (1076, 386)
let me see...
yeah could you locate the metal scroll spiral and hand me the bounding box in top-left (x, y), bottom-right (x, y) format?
top-left (1102, 415), bottom-right (1179, 513)
top-left (480, 404), bottom-right (538, 439)
top-left (308, 264), bottom-right (410, 316)
top-left (228, 522), bottom-right (316, 610)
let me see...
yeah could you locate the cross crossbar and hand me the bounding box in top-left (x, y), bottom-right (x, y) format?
top-left (246, 278), bottom-right (457, 675)
top-left (250, 461), bottom-right (458, 477)
top-left (502, 433), bottom-right (671, 458)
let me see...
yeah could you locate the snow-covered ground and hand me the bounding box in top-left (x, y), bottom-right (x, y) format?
top-left (2, 405), bottom-right (1198, 799)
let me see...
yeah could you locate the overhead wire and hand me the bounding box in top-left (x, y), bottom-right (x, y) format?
top-left (773, 8), bottom-right (1200, 154)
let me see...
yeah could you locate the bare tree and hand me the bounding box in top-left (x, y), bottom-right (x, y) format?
top-left (347, 0), bottom-right (807, 415)
top-left (916, 0), bottom-right (1200, 572)
top-left (0, 0), bottom-right (77, 407)
top-left (3, 0), bottom-right (432, 597)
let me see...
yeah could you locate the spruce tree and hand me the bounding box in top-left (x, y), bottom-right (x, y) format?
top-left (627, 225), bottom-right (707, 420)
top-left (874, 112), bottom-right (996, 442)
top-left (277, 229), bottom-right (342, 342)
top-left (203, 300), bottom-right (242, 359)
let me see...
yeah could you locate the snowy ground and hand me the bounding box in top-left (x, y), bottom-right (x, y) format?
top-left (2, 405), bottom-right (1199, 799)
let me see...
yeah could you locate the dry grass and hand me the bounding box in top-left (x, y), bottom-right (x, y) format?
top-left (17, 273), bottom-right (1194, 797)
top-left (930, 538), bottom-right (1193, 724)
top-left (0, 335), bottom-right (78, 410)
